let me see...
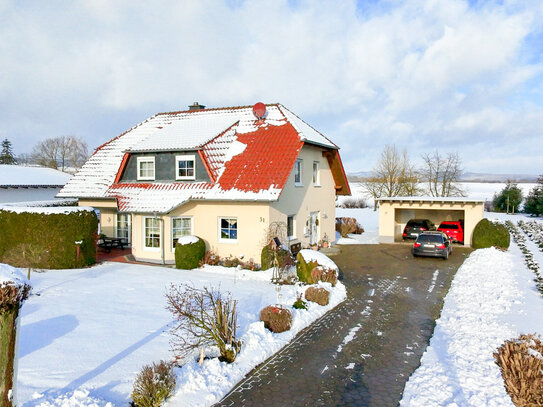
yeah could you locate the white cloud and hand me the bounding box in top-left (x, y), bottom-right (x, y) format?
top-left (0, 0), bottom-right (542, 174)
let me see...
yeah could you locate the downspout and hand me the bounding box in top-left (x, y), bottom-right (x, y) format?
top-left (160, 217), bottom-right (165, 265)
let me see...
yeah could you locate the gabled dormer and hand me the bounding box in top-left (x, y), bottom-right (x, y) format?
top-left (115, 151), bottom-right (213, 183)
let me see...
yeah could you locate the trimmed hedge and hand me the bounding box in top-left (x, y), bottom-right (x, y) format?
top-left (0, 209), bottom-right (98, 269)
top-left (175, 237), bottom-right (206, 269)
top-left (472, 219), bottom-right (510, 250)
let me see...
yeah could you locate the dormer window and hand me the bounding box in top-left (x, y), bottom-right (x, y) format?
top-left (176, 155), bottom-right (196, 180)
top-left (137, 156), bottom-right (155, 181)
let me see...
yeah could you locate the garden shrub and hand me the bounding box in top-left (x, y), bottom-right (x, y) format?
top-left (166, 284), bottom-right (241, 363)
top-left (472, 219), bottom-right (510, 250)
top-left (260, 305), bottom-right (293, 333)
top-left (310, 266), bottom-right (338, 287)
top-left (337, 198), bottom-right (368, 209)
top-left (494, 334), bottom-right (543, 407)
top-left (296, 252), bottom-right (318, 284)
top-left (131, 360), bottom-right (176, 407)
top-left (335, 217), bottom-right (364, 237)
top-left (0, 208), bottom-right (98, 269)
top-left (305, 286), bottom-right (330, 306)
top-left (175, 236), bottom-right (206, 270)
top-left (261, 246), bottom-right (291, 270)
top-left (292, 295), bottom-right (307, 310)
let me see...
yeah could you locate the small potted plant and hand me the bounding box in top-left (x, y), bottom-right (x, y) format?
top-left (320, 234), bottom-right (330, 248)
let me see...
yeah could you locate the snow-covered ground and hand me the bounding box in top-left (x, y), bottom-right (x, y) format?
top-left (400, 211), bottom-right (543, 407)
top-left (16, 262), bottom-right (345, 407)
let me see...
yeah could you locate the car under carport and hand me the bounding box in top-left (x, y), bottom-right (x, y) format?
top-left (377, 197), bottom-right (485, 247)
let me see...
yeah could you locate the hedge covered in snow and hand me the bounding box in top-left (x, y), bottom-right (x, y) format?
top-left (0, 207), bottom-right (98, 269)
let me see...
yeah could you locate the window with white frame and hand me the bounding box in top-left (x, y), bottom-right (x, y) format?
top-left (287, 215), bottom-right (295, 239)
top-left (219, 217), bottom-right (238, 241)
top-left (176, 155), bottom-right (196, 180)
top-left (312, 161), bottom-right (320, 186)
top-left (116, 213), bottom-right (131, 243)
top-left (144, 217), bottom-right (160, 248)
top-left (137, 156), bottom-right (155, 180)
top-left (294, 159), bottom-right (302, 186)
top-left (172, 217), bottom-right (192, 248)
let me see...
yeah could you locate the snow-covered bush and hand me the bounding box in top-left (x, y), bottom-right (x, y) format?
top-left (494, 334), bottom-right (543, 407)
top-left (335, 217), bottom-right (364, 237)
top-left (166, 284), bottom-right (241, 363)
top-left (310, 266), bottom-right (338, 287)
top-left (174, 236), bottom-right (205, 270)
top-left (506, 221), bottom-right (543, 294)
top-left (472, 218), bottom-right (510, 250)
top-left (0, 263), bottom-right (31, 406)
top-left (305, 286), bottom-right (330, 306)
top-left (131, 360), bottom-right (176, 407)
top-left (259, 305), bottom-right (293, 333)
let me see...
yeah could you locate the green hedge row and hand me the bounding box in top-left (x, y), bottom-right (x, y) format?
top-left (0, 209), bottom-right (98, 269)
top-left (472, 218), bottom-right (510, 250)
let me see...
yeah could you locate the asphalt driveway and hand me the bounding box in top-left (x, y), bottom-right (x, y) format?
top-left (215, 243), bottom-right (472, 407)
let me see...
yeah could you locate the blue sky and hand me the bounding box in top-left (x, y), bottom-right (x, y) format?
top-left (1, 0), bottom-right (542, 174)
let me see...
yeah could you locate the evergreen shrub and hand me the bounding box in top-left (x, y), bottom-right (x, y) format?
top-left (472, 219), bottom-right (510, 250)
top-left (261, 246), bottom-right (291, 270)
top-left (0, 209), bottom-right (98, 269)
top-left (296, 252), bottom-right (318, 284)
top-left (174, 237), bottom-right (206, 269)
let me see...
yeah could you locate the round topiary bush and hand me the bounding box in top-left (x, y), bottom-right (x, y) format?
top-left (260, 305), bottom-right (293, 333)
top-left (472, 219), bottom-right (510, 250)
top-left (175, 236), bottom-right (206, 269)
top-left (305, 286), bottom-right (330, 306)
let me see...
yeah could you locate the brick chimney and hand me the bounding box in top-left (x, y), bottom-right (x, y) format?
top-left (189, 102), bottom-right (206, 111)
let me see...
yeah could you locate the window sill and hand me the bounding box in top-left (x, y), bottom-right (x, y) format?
top-left (138, 177), bottom-right (155, 181)
top-left (219, 239), bottom-right (238, 244)
top-left (294, 183), bottom-right (304, 187)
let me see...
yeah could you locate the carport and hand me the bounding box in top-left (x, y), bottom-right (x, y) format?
top-left (377, 197), bottom-right (485, 247)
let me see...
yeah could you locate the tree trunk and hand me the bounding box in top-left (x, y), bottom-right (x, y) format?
top-left (0, 307), bottom-right (19, 407)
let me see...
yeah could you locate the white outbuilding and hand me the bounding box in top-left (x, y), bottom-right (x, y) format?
top-left (377, 197), bottom-right (485, 247)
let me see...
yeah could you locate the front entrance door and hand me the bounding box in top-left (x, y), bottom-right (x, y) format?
top-left (309, 212), bottom-right (319, 245)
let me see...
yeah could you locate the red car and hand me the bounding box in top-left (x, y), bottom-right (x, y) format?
top-left (437, 221), bottom-right (464, 244)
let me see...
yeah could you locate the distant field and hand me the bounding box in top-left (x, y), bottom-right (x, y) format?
top-left (340, 182), bottom-right (538, 207)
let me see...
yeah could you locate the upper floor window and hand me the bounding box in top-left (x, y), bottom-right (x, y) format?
top-left (176, 155), bottom-right (196, 180)
top-left (312, 161), bottom-right (320, 186)
top-left (294, 159), bottom-right (303, 186)
top-left (137, 156), bottom-right (155, 181)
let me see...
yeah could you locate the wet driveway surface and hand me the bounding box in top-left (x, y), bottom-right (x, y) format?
top-left (215, 243), bottom-right (472, 407)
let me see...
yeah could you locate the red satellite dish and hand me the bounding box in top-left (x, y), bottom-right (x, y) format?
top-left (252, 102), bottom-right (267, 119)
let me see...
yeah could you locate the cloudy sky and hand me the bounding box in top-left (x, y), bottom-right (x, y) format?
top-left (1, 0), bottom-right (542, 174)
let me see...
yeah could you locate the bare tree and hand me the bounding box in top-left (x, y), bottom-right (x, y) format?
top-left (362, 145), bottom-right (420, 210)
top-left (165, 284), bottom-right (242, 363)
top-left (31, 135), bottom-right (89, 171)
top-left (420, 151), bottom-right (465, 197)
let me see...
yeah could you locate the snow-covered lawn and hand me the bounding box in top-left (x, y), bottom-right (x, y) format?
top-left (400, 212), bottom-right (543, 407)
top-left (17, 262), bottom-right (346, 406)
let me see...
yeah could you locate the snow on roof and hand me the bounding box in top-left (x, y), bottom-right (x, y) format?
top-left (0, 262), bottom-right (30, 287)
top-left (59, 103), bottom-right (341, 211)
top-left (377, 197), bottom-right (485, 204)
top-left (128, 114), bottom-right (238, 152)
top-left (298, 249), bottom-right (339, 271)
top-left (0, 165), bottom-right (72, 187)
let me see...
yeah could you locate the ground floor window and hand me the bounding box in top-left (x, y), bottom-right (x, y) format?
top-left (220, 217), bottom-right (238, 241)
top-left (287, 215), bottom-right (295, 238)
top-left (144, 217), bottom-right (160, 248)
top-left (172, 217), bottom-right (192, 248)
top-left (116, 213), bottom-right (131, 243)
